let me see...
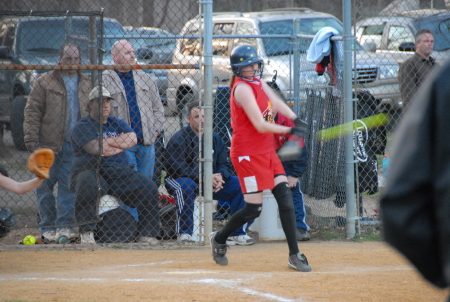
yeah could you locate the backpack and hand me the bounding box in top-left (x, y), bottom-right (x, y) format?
top-left (158, 195), bottom-right (178, 240)
top-left (95, 208), bottom-right (137, 243)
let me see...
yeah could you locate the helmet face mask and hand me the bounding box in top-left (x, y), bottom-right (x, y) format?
top-left (230, 45), bottom-right (264, 79)
top-left (233, 62), bottom-right (264, 79)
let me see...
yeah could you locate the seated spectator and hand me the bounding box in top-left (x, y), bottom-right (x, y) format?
top-left (70, 86), bottom-right (160, 244)
top-left (165, 101), bottom-right (254, 245)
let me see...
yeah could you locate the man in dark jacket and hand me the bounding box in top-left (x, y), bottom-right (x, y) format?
top-left (165, 101), bottom-right (253, 245)
top-left (71, 86), bottom-right (160, 244)
top-left (274, 113), bottom-right (310, 241)
top-left (398, 29), bottom-right (437, 110)
top-left (380, 60), bottom-right (449, 292)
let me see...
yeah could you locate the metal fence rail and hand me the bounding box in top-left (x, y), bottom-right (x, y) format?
top-left (1, 0), bottom-right (449, 246)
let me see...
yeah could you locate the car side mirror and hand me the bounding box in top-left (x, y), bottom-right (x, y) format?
top-left (362, 42), bottom-right (377, 52)
top-left (399, 42), bottom-right (415, 52)
top-left (137, 48), bottom-right (153, 60)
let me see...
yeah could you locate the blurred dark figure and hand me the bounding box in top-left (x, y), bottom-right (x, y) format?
top-left (380, 60), bottom-right (450, 294)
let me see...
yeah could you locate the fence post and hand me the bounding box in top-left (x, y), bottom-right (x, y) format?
top-left (293, 18), bottom-right (301, 116)
top-left (202, 0), bottom-right (214, 243)
top-left (89, 14), bottom-right (98, 85)
top-left (343, 0), bottom-right (356, 239)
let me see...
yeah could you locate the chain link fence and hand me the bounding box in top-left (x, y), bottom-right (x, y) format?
top-left (1, 0), bottom-right (449, 246)
top-left (0, 8), bottom-right (196, 245)
top-left (351, 0), bottom-right (450, 233)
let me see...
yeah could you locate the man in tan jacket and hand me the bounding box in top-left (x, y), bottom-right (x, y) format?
top-left (102, 40), bottom-right (165, 180)
top-left (24, 43), bottom-right (92, 242)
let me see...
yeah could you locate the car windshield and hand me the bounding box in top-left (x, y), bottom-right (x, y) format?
top-left (18, 20), bottom-right (64, 54)
top-left (413, 16), bottom-right (450, 51)
top-left (103, 36), bottom-right (175, 61)
top-left (260, 18), bottom-right (344, 56)
top-left (72, 19), bottom-right (125, 37)
top-left (126, 29), bottom-right (176, 47)
top-left (127, 37), bottom-right (175, 49)
top-left (17, 18), bottom-right (125, 56)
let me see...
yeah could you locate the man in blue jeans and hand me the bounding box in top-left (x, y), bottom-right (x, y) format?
top-left (274, 113), bottom-right (311, 241)
top-left (164, 101), bottom-right (254, 245)
top-left (102, 40), bottom-right (165, 180)
top-left (23, 43), bottom-right (92, 242)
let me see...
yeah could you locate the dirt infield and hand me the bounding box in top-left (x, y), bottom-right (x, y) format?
top-left (0, 241), bottom-right (447, 302)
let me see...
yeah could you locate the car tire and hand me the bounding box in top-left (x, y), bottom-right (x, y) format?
top-left (10, 95), bottom-right (27, 151)
top-left (177, 91), bottom-right (195, 128)
top-left (0, 123), bottom-right (4, 144)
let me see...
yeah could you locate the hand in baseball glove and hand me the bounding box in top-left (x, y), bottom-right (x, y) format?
top-left (292, 117), bottom-right (309, 137)
top-left (27, 149), bottom-right (55, 179)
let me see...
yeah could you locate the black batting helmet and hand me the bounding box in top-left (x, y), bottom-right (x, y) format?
top-left (230, 44), bottom-right (264, 78)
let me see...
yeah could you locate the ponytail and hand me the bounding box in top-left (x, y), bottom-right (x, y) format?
top-left (229, 74), bottom-right (236, 88)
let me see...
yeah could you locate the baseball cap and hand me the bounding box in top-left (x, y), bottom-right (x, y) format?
top-left (88, 86), bottom-right (114, 101)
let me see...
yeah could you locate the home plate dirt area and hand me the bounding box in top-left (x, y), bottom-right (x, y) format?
top-left (0, 241), bottom-right (447, 302)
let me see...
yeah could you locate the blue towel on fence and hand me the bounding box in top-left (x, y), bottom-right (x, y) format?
top-left (306, 27), bottom-right (339, 64)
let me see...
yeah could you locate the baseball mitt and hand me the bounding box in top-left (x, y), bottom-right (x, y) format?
top-left (27, 149), bottom-right (55, 179)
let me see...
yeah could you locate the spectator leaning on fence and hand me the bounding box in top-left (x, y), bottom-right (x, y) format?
top-left (398, 29), bottom-right (437, 110)
top-left (23, 43), bottom-right (92, 242)
top-left (164, 101), bottom-right (255, 245)
top-left (102, 40), bottom-right (165, 180)
top-left (70, 86), bottom-right (161, 244)
top-left (273, 113), bottom-right (311, 241)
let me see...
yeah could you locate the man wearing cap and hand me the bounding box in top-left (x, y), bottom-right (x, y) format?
top-left (70, 86), bottom-right (161, 244)
top-left (24, 43), bottom-right (92, 242)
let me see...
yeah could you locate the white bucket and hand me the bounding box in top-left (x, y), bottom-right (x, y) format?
top-left (98, 195), bottom-right (120, 215)
top-left (248, 217), bottom-right (259, 232)
top-left (191, 197), bottom-right (203, 242)
top-left (257, 190), bottom-right (286, 241)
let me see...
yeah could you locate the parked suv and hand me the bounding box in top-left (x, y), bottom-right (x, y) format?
top-left (355, 9), bottom-right (450, 64)
top-left (167, 8), bottom-right (401, 123)
top-left (0, 46), bottom-right (31, 146)
top-left (0, 15), bottom-right (125, 149)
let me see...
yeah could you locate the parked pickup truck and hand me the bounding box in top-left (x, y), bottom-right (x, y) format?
top-left (0, 46), bottom-right (32, 149)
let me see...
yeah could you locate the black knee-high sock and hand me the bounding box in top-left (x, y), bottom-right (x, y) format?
top-left (272, 182), bottom-right (300, 255)
top-left (215, 203), bottom-right (262, 244)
